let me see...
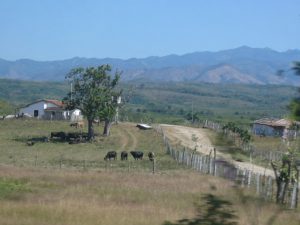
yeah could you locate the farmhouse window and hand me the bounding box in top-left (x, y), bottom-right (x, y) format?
top-left (34, 110), bottom-right (39, 117)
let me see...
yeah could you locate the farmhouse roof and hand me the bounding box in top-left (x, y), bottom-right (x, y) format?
top-left (253, 118), bottom-right (292, 128)
top-left (45, 99), bottom-right (64, 107)
top-left (44, 107), bottom-right (64, 111)
top-left (21, 99), bottom-right (64, 108)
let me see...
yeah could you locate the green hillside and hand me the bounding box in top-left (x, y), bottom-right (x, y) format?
top-left (0, 79), bottom-right (68, 105)
top-left (0, 79), bottom-right (297, 124)
top-left (122, 82), bottom-right (297, 124)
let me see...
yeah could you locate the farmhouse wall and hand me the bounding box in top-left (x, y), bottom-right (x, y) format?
top-left (70, 109), bottom-right (83, 122)
top-left (252, 124), bottom-right (283, 136)
top-left (19, 100), bottom-right (82, 121)
top-left (19, 102), bottom-right (46, 119)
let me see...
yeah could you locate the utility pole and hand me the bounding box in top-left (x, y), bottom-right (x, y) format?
top-left (192, 101), bottom-right (194, 124)
top-left (70, 82), bottom-right (73, 101)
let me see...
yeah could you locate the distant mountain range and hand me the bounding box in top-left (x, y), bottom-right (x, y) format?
top-left (1, 46), bottom-right (300, 85)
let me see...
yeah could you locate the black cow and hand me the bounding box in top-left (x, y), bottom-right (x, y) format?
top-left (67, 133), bottom-right (81, 141)
top-left (148, 152), bottom-right (155, 161)
top-left (104, 151), bottom-right (117, 161)
top-left (130, 151), bottom-right (144, 160)
top-left (121, 151), bottom-right (128, 161)
top-left (50, 132), bottom-right (66, 140)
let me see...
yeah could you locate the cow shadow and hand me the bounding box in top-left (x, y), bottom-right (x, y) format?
top-left (163, 193), bottom-right (238, 225)
top-left (13, 131), bottom-right (92, 145)
top-left (13, 136), bottom-right (49, 143)
top-left (49, 131), bottom-right (97, 144)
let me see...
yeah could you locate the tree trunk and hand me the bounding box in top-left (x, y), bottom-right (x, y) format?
top-left (271, 162), bottom-right (281, 203)
top-left (280, 161), bottom-right (292, 204)
top-left (103, 118), bottom-right (112, 136)
top-left (87, 119), bottom-right (94, 140)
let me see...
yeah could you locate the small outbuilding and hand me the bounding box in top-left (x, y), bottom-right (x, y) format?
top-left (252, 118), bottom-right (292, 137)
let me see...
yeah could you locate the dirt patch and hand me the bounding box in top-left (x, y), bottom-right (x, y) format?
top-left (118, 123), bottom-right (138, 150)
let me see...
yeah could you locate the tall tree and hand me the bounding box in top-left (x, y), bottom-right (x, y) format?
top-left (99, 94), bottom-right (122, 136)
top-left (64, 65), bottom-right (121, 140)
top-left (290, 62), bottom-right (300, 120)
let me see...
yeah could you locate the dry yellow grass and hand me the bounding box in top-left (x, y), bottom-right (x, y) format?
top-left (0, 165), bottom-right (299, 225)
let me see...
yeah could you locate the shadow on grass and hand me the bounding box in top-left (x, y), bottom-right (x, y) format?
top-left (233, 186), bottom-right (283, 225)
top-left (163, 193), bottom-right (238, 225)
top-left (13, 136), bottom-right (49, 143)
top-left (13, 132), bottom-right (94, 144)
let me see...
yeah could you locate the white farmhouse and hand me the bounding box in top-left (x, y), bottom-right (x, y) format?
top-left (19, 99), bottom-right (82, 121)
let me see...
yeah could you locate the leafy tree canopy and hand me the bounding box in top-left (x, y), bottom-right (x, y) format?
top-left (64, 64), bottom-right (121, 139)
top-left (290, 62), bottom-right (300, 120)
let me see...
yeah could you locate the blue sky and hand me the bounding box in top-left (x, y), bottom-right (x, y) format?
top-left (1, 0), bottom-right (299, 60)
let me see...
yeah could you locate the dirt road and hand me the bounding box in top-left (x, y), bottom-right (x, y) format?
top-left (119, 123), bottom-right (138, 150)
top-left (160, 124), bottom-right (274, 177)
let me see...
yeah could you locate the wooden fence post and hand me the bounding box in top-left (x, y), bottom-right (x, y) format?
top-left (290, 182), bottom-right (298, 209)
top-left (214, 160), bottom-right (217, 176)
top-left (34, 151), bottom-right (38, 167)
top-left (236, 168), bottom-right (240, 183)
top-left (60, 154), bottom-right (63, 169)
top-left (248, 170), bottom-right (252, 188)
top-left (241, 169), bottom-right (246, 187)
top-left (152, 158), bottom-right (156, 174)
top-left (256, 174), bottom-right (261, 195)
top-left (266, 176), bottom-right (273, 200)
top-left (199, 155), bottom-right (203, 172)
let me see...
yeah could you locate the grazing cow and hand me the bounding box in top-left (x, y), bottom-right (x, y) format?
top-left (130, 151), bottom-right (144, 160)
top-left (148, 152), bottom-right (155, 161)
top-left (104, 151), bottom-right (117, 161)
top-left (70, 121), bottom-right (84, 129)
top-left (50, 132), bottom-right (66, 140)
top-left (121, 151), bottom-right (128, 161)
top-left (93, 119), bottom-right (100, 126)
top-left (26, 141), bottom-right (35, 146)
top-left (70, 123), bottom-right (77, 127)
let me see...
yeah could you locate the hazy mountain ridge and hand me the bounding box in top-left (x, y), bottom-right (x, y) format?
top-left (0, 46), bottom-right (300, 84)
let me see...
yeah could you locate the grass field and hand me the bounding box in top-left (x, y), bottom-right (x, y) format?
top-left (0, 119), bottom-right (299, 225)
top-left (0, 119), bottom-right (178, 171)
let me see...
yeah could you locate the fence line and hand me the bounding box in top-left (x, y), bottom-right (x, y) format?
top-left (154, 124), bottom-right (298, 209)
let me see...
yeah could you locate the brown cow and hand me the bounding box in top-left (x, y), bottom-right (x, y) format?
top-left (70, 121), bottom-right (84, 128)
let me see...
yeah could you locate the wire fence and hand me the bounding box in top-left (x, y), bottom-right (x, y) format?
top-left (202, 120), bottom-right (285, 163)
top-left (154, 124), bottom-right (299, 209)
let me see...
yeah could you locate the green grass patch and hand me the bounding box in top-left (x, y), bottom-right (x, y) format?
top-left (0, 178), bottom-right (31, 200)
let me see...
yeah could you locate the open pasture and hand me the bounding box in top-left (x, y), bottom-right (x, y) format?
top-left (0, 119), bottom-right (299, 225)
top-left (0, 119), bottom-right (178, 171)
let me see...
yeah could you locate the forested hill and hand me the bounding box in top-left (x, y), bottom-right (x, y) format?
top-left (1, 46), bottom-right (300, 85)
top-left (0, 79), bottom-right (68, 105)
top-left (0, 78), bottom-right (297, 123)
